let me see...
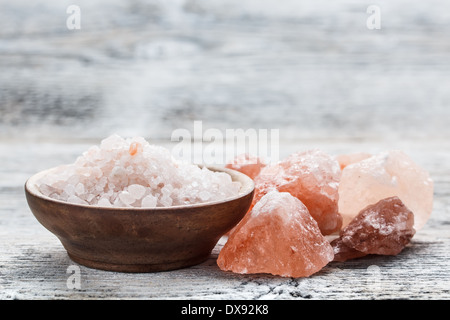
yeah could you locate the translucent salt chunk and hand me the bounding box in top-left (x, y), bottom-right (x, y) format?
top-left (113, 197), bottom-right (127, 207)
top-left (74, 183), bottom-right (85, 196)
top-left (199, 191), bottom-right (211, 201)
top-left (95, 184), bottom-right (105, 193)
top-left (217, 191), bottom-right (334, 278)
top-left (141, 195), bottom-right (157, 208)
top-left (159, 196), bottom-right (173, 207)
top-left (85, 194), bottom-right (95, 203)
top-left (338, 150), bottom-right (433, 230)
top-left (118, 191), bottom-right (135, 205)
top-left (67, 195), bottom-right (88, 205)
top-left (97, 197), bottom-right (112, 207)
top-left (100, 134), bottom-right (125, 150)
top-left (63, 184), bottom-right (75, 196)
top-left (91, 167), bottom-right (103, 179)
top-left (39, 184), bottom-right (56, 197)
top-left (161, 185), bottom-right (174, 195)
top-left (128, 184), bottom-right (146, 200)
top-left (67, 175), bottom-right (80, 186)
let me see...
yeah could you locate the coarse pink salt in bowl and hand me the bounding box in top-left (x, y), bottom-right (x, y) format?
top-left (24, 135), bottom-right (254, 272)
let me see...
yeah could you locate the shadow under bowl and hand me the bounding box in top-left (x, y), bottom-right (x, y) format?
top-left (25, 166), bottom-right (254, 273)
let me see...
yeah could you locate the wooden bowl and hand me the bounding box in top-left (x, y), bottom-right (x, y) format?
top-left (25, 166), bottom-right (254, 273)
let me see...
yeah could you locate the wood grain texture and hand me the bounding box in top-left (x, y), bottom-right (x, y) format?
top-left (1, 0), bottom-right (450, 299)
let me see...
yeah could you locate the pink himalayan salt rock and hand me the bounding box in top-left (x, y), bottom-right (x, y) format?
top-left (252, 149), bottom-right (342, 235)
top-left (338, 150), bottom-right (433, 230)
top-left (336, 152), bottom-right (372, 170)
top-left (128, 184), bottom-right (146, 200)
top-left (225, 154), bottom-right (266, 179)
top-left (217, 191), bottom-right (334, 277)
top-left (332, 196), bottom-right (416, 261)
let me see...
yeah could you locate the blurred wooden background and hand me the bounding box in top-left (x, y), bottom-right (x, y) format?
top-left (1, 0), bottom-right (449, 299)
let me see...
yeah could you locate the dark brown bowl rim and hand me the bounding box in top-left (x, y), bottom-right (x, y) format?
top-left (25, 165), bottom-right (255, 212)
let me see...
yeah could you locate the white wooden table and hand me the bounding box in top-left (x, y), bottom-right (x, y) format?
top-left (1, 0), bottom-right (450, 299)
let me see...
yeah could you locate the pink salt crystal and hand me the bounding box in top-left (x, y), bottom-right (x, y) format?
top-left (63, 184), bottom-right (75, 196)
top-left (336, 152), bottom-right (372, 170)
top-left (340, 196), bottom-right (416, 256)
top-left (97, 197), bottom-right (112, 207)
top-left (91, 167), bottom-right (103, 179)
top-left (74, 183), bottom-right (85, 196)
top-left (67, 195), bottom-right (87, 205)
top-left (128, 184), bottom-right (146, 200)
top-left (159, 195), bottom-right (173, 207)
top-left (118, 191), bottom-right (135, 205)
top-left (85, 194), bottom-right (95, 203)
top-left (141, 195), bottom-right (157, 208)
top-left (217, 191), bottom-right (334, 278)
top-left (225, 153), bottom-right (266, 179)
top-left (39, 184), bottom-right (56, 197)
top-left (95, 184), bottom-right (105, 193)
top-left (198, 191), bottom-right (211, 202)
top-left (252, 149), bottom-right (342, 235)
top-left (338, 150), bottom-right (433, 230)
top-left (128, 142), bottom-right (142, 156)
top-left (100, 134), bottom-right (123, 150)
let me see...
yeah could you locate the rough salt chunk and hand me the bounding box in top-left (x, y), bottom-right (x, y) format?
top-left (39, 184), bottom-right (56, 197)
top-left (74, 183), bottom-right (85, 196)
top-left (338, 150), bottom-right (433, 230)
top-left (342, 196), bottom-right (416, 255)
top-left (331, 196), bottom-right (416, 261)
top-left (199, 191), bottom-right (211, 202)
top-left (63, 184), bottom-right (76, 196)
top-left (67, 195), bottom-right (88, 205)
top-left (128, 184), bottom-right (146, 200)
top-left (225, 153), bottom-right (266, 179)
top-left (97, 197), bottom-right (112, 207)
top-left (217, 191), bottom-right (334, 278)
top-left (85, 194), bottom-right (95, 203)
top-left (118, 191), bottom-right (135, 205)
top-left (159, 195), bottom-right (173, 207)
top-left (128, 142), bottom-right (143, 156)
top-left (252, 149), bottom-right (342, 235)
top-left (100, 134), bottom-right (124, 150)
top-left (141, 195), bottom-right (157, 208)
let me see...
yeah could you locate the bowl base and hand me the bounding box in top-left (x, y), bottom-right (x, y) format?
top-left (67, 252), bottom-right (211, 273)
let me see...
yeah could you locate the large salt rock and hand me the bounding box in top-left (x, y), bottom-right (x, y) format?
top-left (252, 149), bottom-right (342, 235)
top-left (338, 150), bottom-right (433, 230)
top-left (332, 197), bottom-right (415, 261)
top-left (217, 191), bottom-right (334, 278)
top-left (225, 153), bottom-right (266, 179)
